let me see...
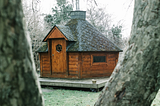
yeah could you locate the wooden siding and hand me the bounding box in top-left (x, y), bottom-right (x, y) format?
top-left (81, 52), bottom-right (119, 78)
top-left (40, 51), bottom-right (119, 79)
top-left (67, 52), bottom-right (119, 79)
top-left (39, 53), bottom-right (51, 76)
top-left (68, 53), bottom-right (79, 76)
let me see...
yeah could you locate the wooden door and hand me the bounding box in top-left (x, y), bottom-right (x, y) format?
top-left (51, 39), bottom-right (67, 73)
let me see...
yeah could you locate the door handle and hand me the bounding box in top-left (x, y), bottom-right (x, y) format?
top-left (52, 54), bottom-right (54, 56)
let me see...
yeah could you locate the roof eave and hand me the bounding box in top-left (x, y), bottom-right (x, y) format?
top-left (42, 25), bottom-right (56, 42)
top-left (66, 50), bottom-right (123, 52)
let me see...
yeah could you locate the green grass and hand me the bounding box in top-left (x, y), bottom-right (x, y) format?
top-left (42, 88), bottom-right (100, 106)
top-left (42, 88), bottom-right (160, 106)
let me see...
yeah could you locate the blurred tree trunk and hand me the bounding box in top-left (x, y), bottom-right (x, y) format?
top-left (22, 0), bottom-right (44, 71)
top-left (0, 0), bottom-right (43, 106)
top-left (95, 0), bottom-right (160, 106)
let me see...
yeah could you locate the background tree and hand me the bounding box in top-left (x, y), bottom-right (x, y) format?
top-left (0, 0), bottom-right (43, 105)
top-left (86, 1), bottom-right (125, 49)
top-left (95, 0), bottom-right (160, 105)
top-left (111, 25), bottom-right (122, 39)
top-left (22, 0), bottom-right (46, 70)
top-left (44, 0), bottom-right (73, 27)
top-left (86, 1), bottom-right (111, 35)
top-left (110, 25), bottom-right (124, 48)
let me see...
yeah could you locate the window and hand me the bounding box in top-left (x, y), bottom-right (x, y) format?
top-left (91, 55), bottom-right (107, 66)
top-left (56, 44), bottom-right (62, 52)
top-left (93, 56), bottom-right (106, 63)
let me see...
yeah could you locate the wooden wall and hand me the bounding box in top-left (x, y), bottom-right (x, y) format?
top-left (80, 52), bottom-right (119, 78)
top-left (67, 52), bottom-right (119, 79)
top-left (68, 53), bottom-right (79, 75)
top-left (39, 53), bottom-right (51, 77)
top-left (39, 51), bottom-right (119, 79)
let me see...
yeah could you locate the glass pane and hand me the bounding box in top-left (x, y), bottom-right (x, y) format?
top-left (56, 44), bottom-right (62, 52)
top-left (93, 56), bottom-right (106, 63)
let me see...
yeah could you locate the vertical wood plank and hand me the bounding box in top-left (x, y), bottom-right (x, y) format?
top-left (66, 52), bottom-right (69, 75)
top-left (48, 40), bottom-right (52, 75)
top-left (78, 52), bottom-right (82, 78)
top-left (39, 53), bottom-right (43, 77)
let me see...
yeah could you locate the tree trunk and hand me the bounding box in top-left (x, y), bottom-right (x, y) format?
top-left (0, 0), bottom-right (43, 106)
top-left (95, 0), bottom-right (160, 106)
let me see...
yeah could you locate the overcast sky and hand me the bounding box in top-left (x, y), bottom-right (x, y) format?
top-left (39, 0), bottom-right (134, 37)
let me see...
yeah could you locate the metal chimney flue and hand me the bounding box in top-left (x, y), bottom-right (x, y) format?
top-left (76, 0), bottom-right (80, 10)
top-left (70, 0), bottom-right (86, 20)
top-left (70, 11), bottom-right (86, 20)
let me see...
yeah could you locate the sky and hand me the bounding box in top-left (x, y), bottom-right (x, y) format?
top-left (39, 0), bottom-right (134, 38)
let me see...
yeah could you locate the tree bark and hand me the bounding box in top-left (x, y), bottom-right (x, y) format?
top-left (95, 0), bottom-right (160, 106)
top-left (0, 0), bottom-right (43, 106)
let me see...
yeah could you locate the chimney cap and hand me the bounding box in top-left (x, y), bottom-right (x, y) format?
top-left (70, 11), bottom-right (86, 20)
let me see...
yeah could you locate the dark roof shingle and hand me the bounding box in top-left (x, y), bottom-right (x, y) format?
top-left (56, 25), bottom-right (77, 41)
top-left (66, 19), bottom-right (122, 52)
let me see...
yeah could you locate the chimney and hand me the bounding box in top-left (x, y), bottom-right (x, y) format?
top-left (70, 11), bottom-right (86, 20)
top-left (70, 0), bottom-right (86, 20)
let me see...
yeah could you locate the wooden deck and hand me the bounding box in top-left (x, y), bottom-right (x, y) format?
top-left (39, 77), bottom-right (109, 91)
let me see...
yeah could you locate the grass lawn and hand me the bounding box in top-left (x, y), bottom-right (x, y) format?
top-left (42, 88), bottom-right (160, 106)
top-left (42, 88), bottom-right (100, 106)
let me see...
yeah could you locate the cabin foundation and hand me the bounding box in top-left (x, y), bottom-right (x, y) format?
top-left (39, 77), bottom-right (109, 91)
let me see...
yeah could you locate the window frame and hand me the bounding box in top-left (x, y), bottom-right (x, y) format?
top-left (91, 54), bottom-right (107, 66)
top-left (56, 44), bottom-right (62, 52)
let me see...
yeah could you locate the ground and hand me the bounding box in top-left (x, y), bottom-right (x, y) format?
top-left (42, 87), bottom-right (160, 106)
top-left (42, 87), bottom-right (99, 106)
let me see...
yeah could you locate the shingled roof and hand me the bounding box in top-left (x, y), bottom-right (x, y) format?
top-left (65, 19), bottom-right (122, 52)
top-left (37, 42), bottom-right (48, 52)
top-left (37, 11), bottom-right (122, 53)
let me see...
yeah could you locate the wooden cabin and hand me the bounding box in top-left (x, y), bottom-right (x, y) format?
top-left (37, 11), bottom-right (122, 79)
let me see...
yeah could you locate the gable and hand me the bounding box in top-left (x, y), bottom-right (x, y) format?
top-left (43, 26), bottom-right (68, 42)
